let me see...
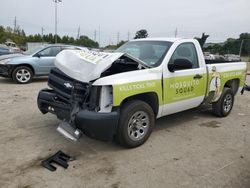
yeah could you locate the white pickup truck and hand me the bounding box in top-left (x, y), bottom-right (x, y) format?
top-left (38, 38), bottom-right (247, 148)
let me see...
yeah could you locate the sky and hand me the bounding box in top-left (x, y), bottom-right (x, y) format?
top-left (0, 0), bottom-right (250, 46)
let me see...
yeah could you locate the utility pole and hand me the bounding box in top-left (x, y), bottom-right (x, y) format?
top-left (98, 25), bottom-right (101, 47)
top-left (77, 26), bottom-right (80, 39)
top-left (41, 27), bottom-right (44, 43)
top-left (117, 32), bottom-right (120, 45)
top-left (127, 31), bottom-right (130, 41)
top-left (13, 16), bottom-right (17, 33)
top-left (53, 0), bottom-right (62, 44)
top-left (239, 39), bottom-right (244, 56)
top-left (94, 30), bottom-right (97, 41)
top-left (174, 27), bottom-right (178, 38)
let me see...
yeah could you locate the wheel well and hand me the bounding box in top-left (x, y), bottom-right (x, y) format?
top-left (224, 79), bottom-right (240, 95)
top-left (11, 64), bottom-right (35, 76)
top-left (120, 92), bottom-right (159, 117)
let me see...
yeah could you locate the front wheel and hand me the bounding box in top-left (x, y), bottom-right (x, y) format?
top-left (212, 88), bottom-right (234, 117)
top-left (12, 66), bottom-right (33, 84)
top-left (116, 100), bottom-right (155, 148)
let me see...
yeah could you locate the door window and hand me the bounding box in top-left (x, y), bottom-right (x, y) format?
top-left (38, 46), bottom-right (62, 57)
top-left (170, 43), bottom-right (199, 69)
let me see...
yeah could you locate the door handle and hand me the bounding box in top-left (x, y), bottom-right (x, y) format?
top-left (193, 74), bottom-right (203, 79)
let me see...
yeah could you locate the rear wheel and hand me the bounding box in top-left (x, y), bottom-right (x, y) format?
top-left (12, 66), bottom-right (33, 84)
top-left (116, 100), bottom-right (155, 148)
top-left (212, 88), bottom-right (234, 117)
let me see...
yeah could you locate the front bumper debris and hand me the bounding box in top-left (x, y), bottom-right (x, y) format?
top-left (57, 121), bottom-right (82, 141)
top-left (38, 89), bottom-right (119, 141)
top-left (41, 150), bottom-right (71, 171)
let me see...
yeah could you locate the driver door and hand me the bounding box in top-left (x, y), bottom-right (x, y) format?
top-left (162, 42), bottom-right (207, 115)
top-left (34, 46), bottom-right (62, 74)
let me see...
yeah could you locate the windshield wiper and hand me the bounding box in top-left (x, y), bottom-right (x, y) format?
top-left (123, 53), bottom-right (152, 68)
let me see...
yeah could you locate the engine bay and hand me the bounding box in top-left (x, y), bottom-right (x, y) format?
top-left (100, 55), bottom-right (146, 77)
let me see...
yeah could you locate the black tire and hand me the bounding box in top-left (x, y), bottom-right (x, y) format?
top-left (116, 100), bottom-right (155, 148)
top-left (212, 88), bottom-right (234, 117)
top-left (12, 66), bottom-right (33, 84)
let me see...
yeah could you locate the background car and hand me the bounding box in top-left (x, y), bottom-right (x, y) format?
top-left (0, 44), bottom-right (12, 56)
top-left (4, 41), bottom-right (22, 53)
top-left (0, 44), bottom-right (87, 84)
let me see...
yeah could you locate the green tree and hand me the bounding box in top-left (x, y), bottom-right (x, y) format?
top-left (203, 33), bottom-right (250, 56)
top-left (195, 33), bottom-right (209, 48)
top-left (74, 35), bottom-right (99, 48)
top-left (117, 40), bottom-right (126, 48)
top-left (0, 25), bottom-right (99, 48)
top-left (104, 40), bottom-right (127, 50)
top-left (134, 29), bottom-right (148, 39)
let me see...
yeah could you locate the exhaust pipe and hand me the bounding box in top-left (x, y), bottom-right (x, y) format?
top-left (57, 122), bottom-right (82, 141)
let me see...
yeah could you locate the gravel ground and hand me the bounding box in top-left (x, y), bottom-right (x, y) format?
top-left (0, 76), bottom-right (250, 188)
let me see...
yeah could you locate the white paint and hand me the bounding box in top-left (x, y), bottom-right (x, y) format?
top-left (99, 86), bottom-right (113, 113)
top-left (160, 96), bottom-right (205, 117)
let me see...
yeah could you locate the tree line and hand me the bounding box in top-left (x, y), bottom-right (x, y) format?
top-left (1, 25), bottom-right (249, 56)
top-left (196, 33), bottom-right (250, 56)
top-left (0, 25), bottom-right (99, 49)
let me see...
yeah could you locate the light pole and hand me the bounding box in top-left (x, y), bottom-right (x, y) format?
top-left (53, 0), bottom-right (62, 43)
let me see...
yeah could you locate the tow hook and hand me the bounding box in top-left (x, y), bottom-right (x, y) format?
top-left (57, 122), bottom-right (82, 141)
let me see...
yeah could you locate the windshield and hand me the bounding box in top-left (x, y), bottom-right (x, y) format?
top-left (23, 45), bottom-right (46, 55)
top-left (116, 41), bottom-right (172, 67)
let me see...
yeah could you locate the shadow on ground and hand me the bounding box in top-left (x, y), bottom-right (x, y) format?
top-left (0, 77), bottom-right (48, 84)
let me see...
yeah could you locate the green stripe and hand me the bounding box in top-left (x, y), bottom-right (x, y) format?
top-left (113, 79), bottom-right (163, 106)
top-left (112, 69), bottom-right (246, 107)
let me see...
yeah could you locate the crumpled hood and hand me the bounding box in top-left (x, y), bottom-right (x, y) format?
top-left (55, 49), bottom-right (144, 82)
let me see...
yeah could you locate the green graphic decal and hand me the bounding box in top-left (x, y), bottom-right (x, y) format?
top-left (207, 69), bottom-right (246, 94)
top-left (113, 80), bottom-right (163, 106)
top-left (164, 74), bottom-right (207, 104)
top-left (220, 70), bottom-right (246, 87)
top-left (112, 69), bottom-right (246, 107)
top-left (76, 50), bottom-right (110, 64)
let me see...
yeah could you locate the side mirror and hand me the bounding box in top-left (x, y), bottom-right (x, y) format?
top-left (168, 59), bottom-right (193, 72)
top-left (34, 53), bottom-right (41, 58)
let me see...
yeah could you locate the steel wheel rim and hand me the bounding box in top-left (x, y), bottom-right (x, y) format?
top-left (127, 111), bottom-right (150, 141)
top-left (223, 94), bottom-right (232, 113)
top-left (16, 69), bottom-right (31, 83)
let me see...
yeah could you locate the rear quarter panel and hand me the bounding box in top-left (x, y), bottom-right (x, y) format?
top-left (206, 62), bottom-right (247, 101)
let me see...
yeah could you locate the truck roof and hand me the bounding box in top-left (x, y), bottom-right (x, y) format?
top-left (131, 37), bottom-right (181, 42)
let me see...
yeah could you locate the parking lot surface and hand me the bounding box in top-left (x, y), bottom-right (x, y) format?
top-left (0, 77), bottom-right (250, 188)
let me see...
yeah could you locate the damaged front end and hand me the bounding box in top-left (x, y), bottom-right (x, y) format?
top-left (37, 49), bottom-right (149, 142)
top-left (37, 68), bottom-right (119, 141)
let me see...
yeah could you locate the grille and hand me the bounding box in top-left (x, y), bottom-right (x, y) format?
top-left (48, 68), bottom-right (89, 102)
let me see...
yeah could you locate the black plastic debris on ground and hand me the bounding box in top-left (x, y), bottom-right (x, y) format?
top-left (245, 85), bottom-right (250, 91)
top-left (241, 85), bottom-right (250, 94)
top-left (41, 150), bottom-right (71, 171)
